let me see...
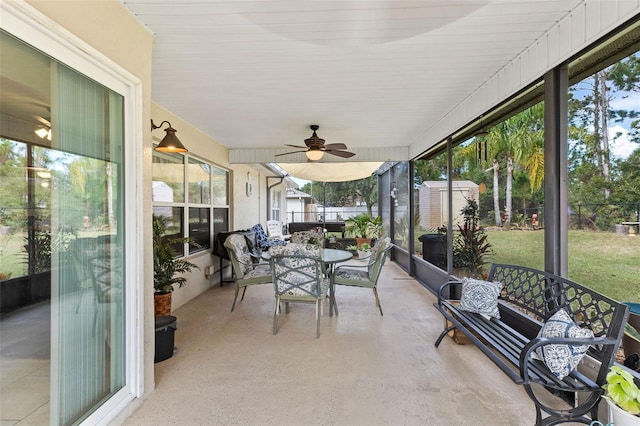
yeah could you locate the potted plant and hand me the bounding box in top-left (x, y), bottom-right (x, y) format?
top-left (345, 244), bottom-right (358, 258)
top-left (602, 365), bottom-right (640, 425)
top-left (153, 214), bottom-right (199, 316)
top-left (437, 198), bottom-right (492, 279)
top-left (345, 213), bottom-right (383, 248)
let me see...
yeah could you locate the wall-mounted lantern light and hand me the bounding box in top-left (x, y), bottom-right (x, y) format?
top-left (151, 119), bottom-right (188, 153)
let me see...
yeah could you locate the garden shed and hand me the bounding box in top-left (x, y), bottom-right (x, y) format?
top-left (418, 181), bottom-right (479, 230)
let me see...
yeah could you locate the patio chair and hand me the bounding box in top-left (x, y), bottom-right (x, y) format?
top-left (251, 223), bottom-right (286, 251)
top-left (224, 233), bottom-right (272, 312)
top-left (90, 242), bottom-right (123, 331)
top-left (71, 237), bottom-right (122, 332)
top-left (290, 227), bottom-right (324, 247)
top-left (269, 243), bottom-right (330, 338)
top-left (266, 219), bottom-right (290, 241)
top-left (332, 237), bottom-right (392, 316)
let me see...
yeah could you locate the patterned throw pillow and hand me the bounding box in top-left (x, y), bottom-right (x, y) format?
top-left (534, 309), bottom-right (594, 380)
top-left (459, 277), bottom-right (503, 319)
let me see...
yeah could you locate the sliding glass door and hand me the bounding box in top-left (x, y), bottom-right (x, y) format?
top-left (1, 30), bottom-right (126, 425)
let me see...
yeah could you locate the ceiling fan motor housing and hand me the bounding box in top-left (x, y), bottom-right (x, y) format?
top-left (274, 124), bottom-right (355, 158)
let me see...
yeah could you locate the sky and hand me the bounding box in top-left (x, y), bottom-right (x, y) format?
top-left (608, 93), bottom-right (639, 159)
top-left (609, 125), bottom-right (637, 159)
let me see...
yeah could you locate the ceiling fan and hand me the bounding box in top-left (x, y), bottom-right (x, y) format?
top-left (275, 125), bottom-right (355, 161)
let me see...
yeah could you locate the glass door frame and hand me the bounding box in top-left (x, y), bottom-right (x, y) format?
top-left (2, 2), bottom-right (145, 424)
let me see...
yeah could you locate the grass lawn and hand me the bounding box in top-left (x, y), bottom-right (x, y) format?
top-left (485, 229), bottom-right (640, 303)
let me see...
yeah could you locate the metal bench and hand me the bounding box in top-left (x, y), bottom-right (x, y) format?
top-left (433, 263), bottom-right (629, 426)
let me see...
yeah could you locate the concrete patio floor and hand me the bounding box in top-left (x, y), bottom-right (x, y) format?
top-left (124, 260), bottom-right (564, 425)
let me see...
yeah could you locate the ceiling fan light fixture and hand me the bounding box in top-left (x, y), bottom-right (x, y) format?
top-left (306, 149), bottom-right (324, 161)
top-left (275, 125), bottom-right (354, 160)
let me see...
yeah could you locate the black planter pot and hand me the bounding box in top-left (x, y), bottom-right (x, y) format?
top-left (0, 270), bottom-right (51, 314)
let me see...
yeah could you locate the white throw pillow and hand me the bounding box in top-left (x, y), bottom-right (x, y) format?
top-left (534, 309), bottom-right (594, 380)
top-left (458, 277), bottom-right (503, 319)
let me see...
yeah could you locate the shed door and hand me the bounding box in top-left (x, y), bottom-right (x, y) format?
top-left (441, 189), bottom-right (467, 226)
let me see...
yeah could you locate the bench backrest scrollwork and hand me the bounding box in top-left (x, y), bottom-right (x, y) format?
top-left (488, 263), bottom-right (629, 383)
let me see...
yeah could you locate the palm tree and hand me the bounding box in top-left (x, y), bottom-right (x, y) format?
top-left (486, 103), bottom-right (545, 228)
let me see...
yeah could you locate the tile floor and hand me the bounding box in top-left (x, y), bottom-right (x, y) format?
top-left (1, 259), bottom-right (573, 425)
top-left (124, 260), bottom-right (561, 425)
top-left (0, 301), bottom-right (50, 426)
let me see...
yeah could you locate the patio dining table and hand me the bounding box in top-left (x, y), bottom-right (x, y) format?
top-left (262, 248), bottom-right (353, 316)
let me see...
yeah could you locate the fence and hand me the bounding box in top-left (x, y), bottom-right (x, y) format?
top-left (573, 202), bottom-right (640, 231)
top-left (478, 202), bottom-right (638, 232)
top-left (287, 206), bottom-right (374, 224)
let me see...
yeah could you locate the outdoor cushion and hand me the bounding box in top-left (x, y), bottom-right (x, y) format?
top-left (269, 243), bottom-right (327, 297)
top-left (252, 223), bottom-right (286, 250)
top-left (534, 309), bottom-right (594, 380)
top-left (225, 233), bottom-right (253, 275)
top-left (459, 277), bottom-right (502, 319)
top-left (334, 268), bottom-right (369, 282)
top-left (290, 227), bottom-right (324, 246)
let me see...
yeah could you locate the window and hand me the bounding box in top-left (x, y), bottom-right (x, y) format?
top-left (392, 162), bottom-right (410, 251)
top-left (271, 190), bottom-right (281, 220)
top-left (152, 152), bottom-right (229, 256)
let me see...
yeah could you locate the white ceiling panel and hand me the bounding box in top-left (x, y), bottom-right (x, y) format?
top-left (122, 0), bottom-right (590, 162)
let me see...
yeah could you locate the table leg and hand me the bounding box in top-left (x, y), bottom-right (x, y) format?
top-left (329, 268), bottom-right (338, 316)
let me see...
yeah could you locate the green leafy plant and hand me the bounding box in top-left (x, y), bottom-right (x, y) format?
top-left (345, 245), bottom-right (358, 251)
top-left (359, 242), bottom-right (371, 252)
top-left (437, 198), bottom-right (492, 277)
top-left (603, 365), bottom-right (640, 415)
top-left (344, 213), bottom-right (383, 239)
top-left (454, 198), bottom-right (492, 276)
top-left (153, 214), bottom-right (199, 294)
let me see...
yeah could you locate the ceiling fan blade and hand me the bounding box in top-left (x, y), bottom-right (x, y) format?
top-left (284, 144), bottom-right (308, 149)
top-left (325, 150), bottom-right (355, 158)
top-left (324, 143), bottom-right (347, 150)
top-left (274, 150), bottom-right (307, 157)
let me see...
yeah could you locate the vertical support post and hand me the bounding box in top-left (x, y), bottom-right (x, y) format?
top-left (408, 161), bottom-right (415, 276)
top-left (446, 137), bottom-right (454, 275)
top-left (544, 64), bottom-right (569, 277)
top-left (578, 205), bottom-right (582, 230)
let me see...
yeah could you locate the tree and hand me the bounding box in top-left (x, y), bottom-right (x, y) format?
top-left (569, 55), bottom-right (640, 200)
top-left (613, 148), bottom-right (640, 203)
top-left (0, 139), bottom-right (27, 226)
top-left (299, 175), bottom-right (378, 215)
top-left (484, 104), bottom-right (544, 228)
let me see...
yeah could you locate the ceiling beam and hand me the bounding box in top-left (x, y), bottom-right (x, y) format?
top-left (229, 146), bottom-right (409, 164)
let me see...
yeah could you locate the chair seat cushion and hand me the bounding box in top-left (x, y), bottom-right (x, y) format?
top-left (335, 268), bottom-right (370, 282)
top-left (245, 264), bottom-right (271, 279)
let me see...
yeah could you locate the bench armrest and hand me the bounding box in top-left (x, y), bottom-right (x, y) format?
top-left (519, 336), bottom-right (618, 381)
top-left (437, 280), bottom-right (463, 305)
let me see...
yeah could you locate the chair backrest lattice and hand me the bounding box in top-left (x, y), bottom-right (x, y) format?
top-left (269, 243), bottom-right (324, 298)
